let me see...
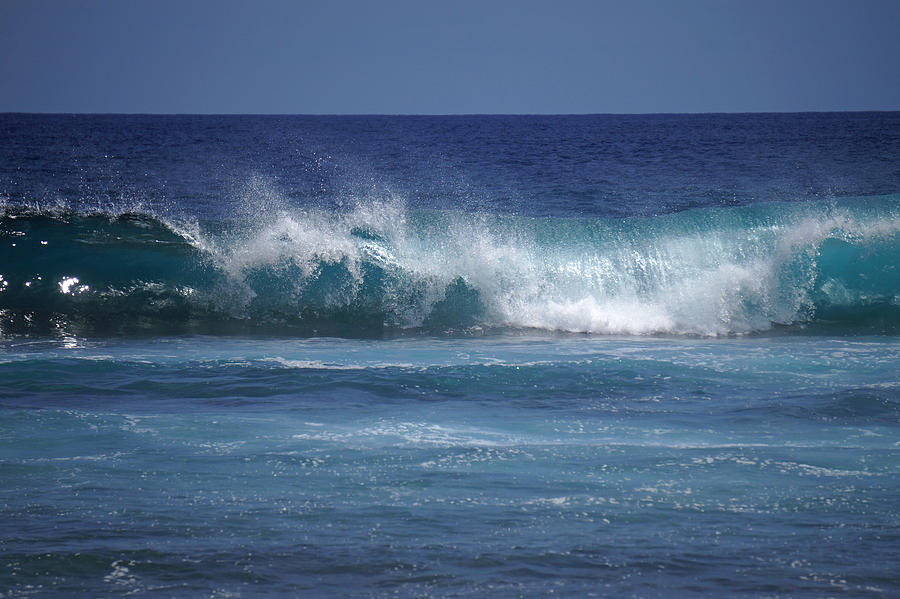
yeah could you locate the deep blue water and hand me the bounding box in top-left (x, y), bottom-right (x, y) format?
top-left (1, 113), bottom-right (899, 597)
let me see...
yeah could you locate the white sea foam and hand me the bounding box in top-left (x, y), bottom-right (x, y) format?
top-left (178, 194), bottom-right (900, 336)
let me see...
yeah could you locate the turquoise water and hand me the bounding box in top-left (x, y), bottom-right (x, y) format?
top-left (3, 335), bottom-right (899, 596)
top-left (1, 113), bottom-right (899, 596)
top-left (2, 196), bottom-right (898, 337)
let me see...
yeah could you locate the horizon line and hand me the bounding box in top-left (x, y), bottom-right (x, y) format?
top-left (3, 109), bottom-right (900, 117)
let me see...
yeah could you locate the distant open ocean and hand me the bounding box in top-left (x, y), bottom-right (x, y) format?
top-left (2, 113), bottom-right (899, 597)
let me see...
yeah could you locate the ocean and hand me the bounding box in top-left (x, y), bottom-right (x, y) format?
top-left (1, 113), bottom-right (899, 597)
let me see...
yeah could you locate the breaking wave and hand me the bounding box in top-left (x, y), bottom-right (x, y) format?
top-left (1, 195), bottom-right (898, 337)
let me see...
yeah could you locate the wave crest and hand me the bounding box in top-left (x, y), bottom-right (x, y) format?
top-left (1, 196), bottom-right (898, 337)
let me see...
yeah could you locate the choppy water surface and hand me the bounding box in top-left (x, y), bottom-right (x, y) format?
top-left (1, 113), bottom-right (899, 597)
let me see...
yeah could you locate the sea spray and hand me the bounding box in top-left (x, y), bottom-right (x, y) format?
top-left (3, 113), bottom-right (900, 598)
top-left (1, 196), bottom-right (898, 337)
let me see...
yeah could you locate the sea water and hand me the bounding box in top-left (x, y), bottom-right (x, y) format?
top-left (1, 113), bottom-right (899, 597)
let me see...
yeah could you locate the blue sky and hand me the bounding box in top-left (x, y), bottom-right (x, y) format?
top-left (2, 0), bottom-right (899, 114)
